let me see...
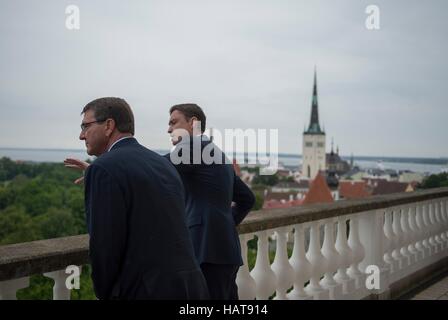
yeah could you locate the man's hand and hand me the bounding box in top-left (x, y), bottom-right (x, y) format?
top-left (64, 158), bottom-right (90, 185)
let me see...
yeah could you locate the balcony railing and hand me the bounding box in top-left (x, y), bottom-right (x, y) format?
top-left (1, 187), bottom-right (448, 300)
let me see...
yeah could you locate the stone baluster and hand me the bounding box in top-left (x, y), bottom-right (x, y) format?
top-left (43, 266), bottom-right (82, 300)
top-left (271, 227), bottom-right (295, 300)
top-left (320, 218), bottom-right (343, 299)
top-left (400, 206), bottom-right (417, 270)
top-left (408, 205), bottom-right (425, 264)
top-left (347, 214), bottom-right (366, 295)
top-left (287, 224), bottom-right (312, 300)
top-left (305, 221), bottom-right (330, 300)
top-left (236, 233), bottom-right (256, 300)
top-left (392, 208), bottom-right (407, 271)
top-left (0, 277), bottom-right (29, 300)
top-left (420, 202), bottom-right (434, 260)
top-left (334, 216), bottom-right (356, 298)
top-left (383, 210), bottom-right (400, 280)
top-left (433, 200), bottom-right (446, 252)
top-left (440, 200), bottom-right (448, 255)
top-left (250, 230), bottom-right (276, 300)
top-left (444, 199), bottom-right (448, 241)
top-left (359, 209), bottom-right (391, 299)
top-left (426, 202), bottom-right (440, 256)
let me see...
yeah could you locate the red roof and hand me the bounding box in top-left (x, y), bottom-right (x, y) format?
top-left (302, 172), bottom-right (334, 205)
top-left (339, 180), bottom-right (370, 199)
top-left (371, 180), bottom-right (412, 195)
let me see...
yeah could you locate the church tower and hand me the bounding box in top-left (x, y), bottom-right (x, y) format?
top-left (302, 68), bottom-right (326, 179)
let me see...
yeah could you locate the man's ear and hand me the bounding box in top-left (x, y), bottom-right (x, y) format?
top-left (189, 116), bottom-right (198, 125)
top-left (190, 117), bottom-right (201, 133)
top-left (105, 118), bottom-right (116, 137)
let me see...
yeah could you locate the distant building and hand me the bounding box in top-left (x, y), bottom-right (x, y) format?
top-left (399, 171), bottom-right (425, 184)
top-left (342, 166), bottom-right (364, 181)
top-left (325, 169), bottom-right (340, 201)
top-left (262, 191), bottom-right (304, 209)
top-left (302, 68), bottom-right (326, 179)
top-left (339, 180), bottom-right (370, 200)
top-left (271, 181), bottom-right (302, 193)
top-left (276, 169), bottom-right (294, 178)
top-left (326, 140), bottom-right (351, 176)
top-left (302, 171), bottom-right (334, 205)
top-left (367, 179), bottom-right (414, 195)
top-left (301, 69), bottom-right (350, 183)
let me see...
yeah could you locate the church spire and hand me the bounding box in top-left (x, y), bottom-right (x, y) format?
top-left (305, 67), bottom-right (324, 135)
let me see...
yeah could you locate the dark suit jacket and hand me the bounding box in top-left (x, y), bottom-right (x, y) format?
top-left (84, 137), bottom-right (208, 300)
top-left (166, 137), bottom-right (255, 266)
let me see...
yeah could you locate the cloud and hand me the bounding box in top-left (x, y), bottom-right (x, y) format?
top-left (0, 0), bottom-right (447, 157)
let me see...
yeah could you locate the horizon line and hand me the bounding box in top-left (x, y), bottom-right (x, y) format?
top-left (1, 146), bottom-right (447, 161)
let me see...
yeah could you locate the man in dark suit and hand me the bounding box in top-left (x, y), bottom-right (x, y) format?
top-left (78, 97), bottom-right (208, 300)
top-left (167, 104), bottom-right (255, 300)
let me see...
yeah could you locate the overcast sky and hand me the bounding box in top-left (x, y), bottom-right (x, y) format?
top-left (0, 0), bottom-right (447, 158)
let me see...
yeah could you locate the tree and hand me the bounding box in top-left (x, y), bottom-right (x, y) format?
top-left (33, 207), bottom-right (78, 240)
top-left (252, 191), bottom-right (265, 211)
top-left (0, 205), bottom-right (40, 245)
top-left (419, 173), bottom-right (448, 189)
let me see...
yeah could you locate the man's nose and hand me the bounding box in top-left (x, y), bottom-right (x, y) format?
top-left (167, 127), bottom-right (172, 134)
top-left (79, 131), bottom-right (85, 140)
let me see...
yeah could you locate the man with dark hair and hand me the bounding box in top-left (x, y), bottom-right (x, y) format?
top-left (167, 103), bottom-right (255, 300)
top-left (75, 97), bottom-right (208, 300)
top-left (169, 103), bottom-right (207, 134)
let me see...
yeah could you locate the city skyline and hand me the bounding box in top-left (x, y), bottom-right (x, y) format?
top-left (1, 1), bottom-right (447, 158)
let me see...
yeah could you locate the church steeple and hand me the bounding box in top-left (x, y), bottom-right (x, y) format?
top-left (305, 67), bottom-right (324, 135)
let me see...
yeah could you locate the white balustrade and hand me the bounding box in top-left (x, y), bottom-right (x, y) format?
top-left (440, 200), bottom-right (448, 256)
top-left (334, 216), bottom-right (356, 298)
top-left (400, 206), bottom-right (417, 272)
top-left (408, 205), bottom-right (425, 266)
top-left (43, 266), bottom-right (82, 300)
top-left (250, 230), bottom-right (276, 299)
top-left (434, 201), bottom-right (446, 252)
top-left (236, 233), bottom-right (257, 300)
top-left (271, 227), bottom-right (295, 300)
top-left (44, 269), bottom-right (70, 300)
top-left (305, 221), bottom-right (330, 299)
top-left (442, 199), bottom-right (448, 239)
top-left (287, 224), bottom-right (312, 300)
top-left (2, 192), bottom-right (448, 301)
top-left (391, 208), bottom-right (407, 271)
top-left (359, 209), bottom-right (390, 296)
top-left (320, 218), bottom-right (343, 299)
top-left (347, 214), bottom-right (366, 297)
top-left (384, 209), bottom-right (401, 283)
top-left (0, 277), bottom-right (29, 300)
top-left (425, 202), bottom-right (439, 257)
top-left (419, 203), bottom-right (433, 261)
top-left (430, 203), bottom-right (444, 256)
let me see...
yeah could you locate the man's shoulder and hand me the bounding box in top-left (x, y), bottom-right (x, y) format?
top-left (98, 142), bottom-right (172, 170)
top-left (91, 143), bottom-right (141, 168)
